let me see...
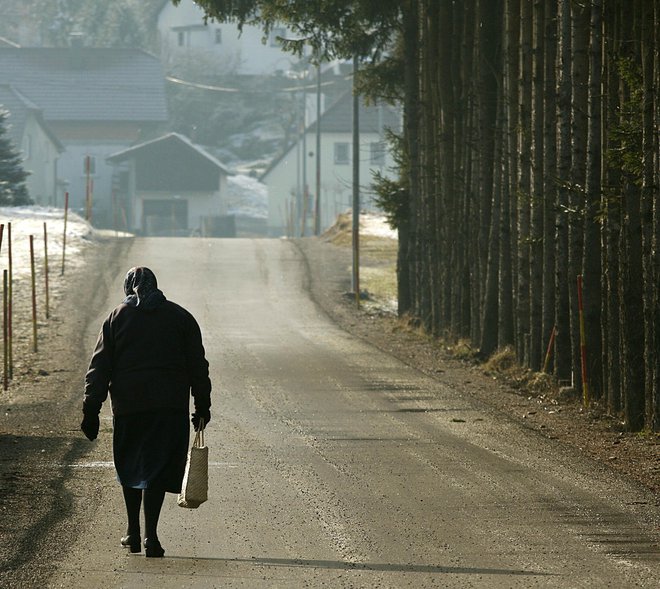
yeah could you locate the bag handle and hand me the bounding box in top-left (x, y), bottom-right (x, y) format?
top-left (194, 418), bottom-right (205, 447)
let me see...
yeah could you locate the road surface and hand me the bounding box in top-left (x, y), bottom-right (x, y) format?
top-left (51, 237), bottom-right (659, 588)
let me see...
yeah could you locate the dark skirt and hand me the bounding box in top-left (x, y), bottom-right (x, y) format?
top-left (113, 410), bottom-right (190, 493)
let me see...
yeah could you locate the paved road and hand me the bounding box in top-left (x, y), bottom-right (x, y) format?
top-left (52, 238), bottom-right (659, 588)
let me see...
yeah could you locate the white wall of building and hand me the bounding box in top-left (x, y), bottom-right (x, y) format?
top-left (20, 116), bottom-right (59, 206)
top-left (264, 130), bottom-right (395, 236)
top-left (158, 0), bottom-right (299, 76)
top-left (56, 141), bottom-right (128, 218)
top-left (132, 175), bottom-right (228, 235)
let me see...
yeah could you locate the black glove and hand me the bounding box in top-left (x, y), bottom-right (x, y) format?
top-left (191, 410), bottom-right (211, 431)
top-left (81, 413), bottom-right (100, 441)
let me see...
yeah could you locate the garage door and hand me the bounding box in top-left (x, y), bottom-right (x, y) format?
top-left (143, 199), bottom-right (188, 236)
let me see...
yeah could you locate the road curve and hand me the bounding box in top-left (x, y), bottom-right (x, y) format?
top-left (51, 237), bottom-right (659, 588)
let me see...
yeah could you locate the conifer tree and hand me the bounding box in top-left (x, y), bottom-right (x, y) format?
top-left (0, 108), bottom-right (30, 206)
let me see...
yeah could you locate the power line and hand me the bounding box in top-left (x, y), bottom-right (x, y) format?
top-left (165, 74), bottom-right (348, 94)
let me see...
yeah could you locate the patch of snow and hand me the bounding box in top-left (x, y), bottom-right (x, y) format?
top-left (0, 206), bottom-right (93, 280)
top-left (360, 212), bottom-right (397, 240)
top-left (226, 174), bottom-right (268, 219)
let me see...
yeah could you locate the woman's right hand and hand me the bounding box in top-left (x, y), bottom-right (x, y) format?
top-left (80, 413), bottom-right (100, 441)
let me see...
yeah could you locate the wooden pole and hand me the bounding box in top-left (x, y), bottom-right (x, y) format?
top-left (30, 235), bottom-right (38, 353)
top-left (543, 326), bottom-right (557, 373)
top-left (85, 156), bottom-right (91, 221)
top-left (113, 190), bottom-right (118, 237)
top-left (0, 223), bottom-right (4, 253)
top-left (43, 222), bottom-right (50, 319)
top-left (61, 191), bottom-right (69, 276)
top-left (89, 177), bottom-right (94, 224)
top-left (577, 275), bottom-right (589, 407)
top-left (7, 222), bottom-right (12, 379)
top-left (3, 270), bottom-right (7, 391)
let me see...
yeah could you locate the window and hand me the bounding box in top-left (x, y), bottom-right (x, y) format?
top-left (177, 31), bottom-right (185, 47)
top-left (334, 142), bottom-right (350, 165)
top-left (215, 29), bottom-right (222, 44)
top-left (83, 155), bottom-right (96, 175)
top-left (370, 141), bottom-right (386, 166)
top-left (270, 27), bottom-right (286, 47)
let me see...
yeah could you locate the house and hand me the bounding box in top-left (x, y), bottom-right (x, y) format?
top-left (0, 84), bottom-right (63, 204)
top-left (0, 45), bottom-right (168, 226)
top-left (156, 0), bottom-right (300, 76)
top-left (107, 133), bottom-right (231, 236)
top-left (261, 92), bottom-right (402, 237)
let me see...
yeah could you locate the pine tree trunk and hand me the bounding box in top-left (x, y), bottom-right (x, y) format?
top-left (618, 1), bottom-right (645, 430)
top-left (641, 0), bottom-right (658, 429)
top-left (529, 0), bottom-right (545, 370)
top-left (499, 0), bottom-right (520, 349)
top-left (555, 0), bottom-right (572, 383)
top-left (653, 0), bottom-right (660, 432)
top-left (516, 0), bottom-right (533, 364)
top-left (477, 0), bottom-right (503, 358)
top-left (567, 2), bottom-right (589, 395)
top-left (419, 0), bottom-right (434, 334)
top-left (542, 0), bottom-right (558, 371)
top-left (399, 0), bottom-right (421, 320)
top-left (583, 0), bottom-right (603, 400)
top-left (601, 0), bottom-right (621, 414)
top-left (437, 0), bottom-right (457, 337)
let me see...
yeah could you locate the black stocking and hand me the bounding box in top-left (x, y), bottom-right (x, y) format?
top-left (122, 486), bottom-right (142, 537)
top-left (143, 488), bottom-right (166, 541)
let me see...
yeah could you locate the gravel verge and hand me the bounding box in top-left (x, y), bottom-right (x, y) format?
top-left (294, 236), bottom-right (660, 501)
top-left (0, 235), bottom-right (131, 588)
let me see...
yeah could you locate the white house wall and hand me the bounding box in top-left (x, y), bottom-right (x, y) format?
top-left (20, 115), bottom-right (58, 206)
top-left (265, 130), bottom-right (396, 236)
top-left (134, 185), bottom-right (227, 235)
top-left (57, 141), bottom-right (128, 219)
top-left (158, 0), bottom-right (299, 76)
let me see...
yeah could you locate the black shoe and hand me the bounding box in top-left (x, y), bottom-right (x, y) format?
top-left (120, 534), bottom-right (141, 553)
top-left (144, 538), bottom-right (165, 558)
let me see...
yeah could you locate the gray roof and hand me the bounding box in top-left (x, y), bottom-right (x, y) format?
top-left (308, 91), bottom-right (401, 134)
top-left (0, 85), bottom-right (30, 145)
top-left (261, 92), bottom-right (401, 180)
top-left (0, 84), bottom-right (63, 151)
top-left (108, 132), bottom-right (230, 174)
top-left (0, 48), bottom-right (168, 123)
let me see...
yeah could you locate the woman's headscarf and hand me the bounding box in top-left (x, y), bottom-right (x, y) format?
top-left (123, 267), bottom-right (165, 309)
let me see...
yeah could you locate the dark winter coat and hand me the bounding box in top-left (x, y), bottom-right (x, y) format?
top-left (83, 295), bottom-right (211, 418)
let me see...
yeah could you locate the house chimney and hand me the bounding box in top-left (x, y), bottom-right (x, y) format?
top-left (70, 32), bottom-right (84, 48)
top-left (69, 33), bottom-right (85, 69)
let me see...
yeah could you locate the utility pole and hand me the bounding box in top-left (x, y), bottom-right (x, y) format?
top-left (301, 59), bottom-right (308, 237)
top-left (314, 61), bottom-right (322, 236)
top-left (352, 57), bottom-right (360, 308)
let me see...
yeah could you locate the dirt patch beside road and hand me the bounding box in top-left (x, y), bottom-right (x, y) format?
top-left (295, 235), bottom-right (660, 500)
top-left (0, 235), bottom-right (131, 588)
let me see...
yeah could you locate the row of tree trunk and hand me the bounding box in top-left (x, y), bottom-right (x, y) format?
top-left (397, 0), bottom-right (659, 431)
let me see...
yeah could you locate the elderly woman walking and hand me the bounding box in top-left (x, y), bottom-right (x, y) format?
top-left (80, 266), bottom-right (212, 558)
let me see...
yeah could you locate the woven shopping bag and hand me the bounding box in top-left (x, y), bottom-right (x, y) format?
top-left (177, 421), bottom-right (209, 508)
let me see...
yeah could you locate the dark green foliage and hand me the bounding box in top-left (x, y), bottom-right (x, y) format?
top-left (0, 109), bottom-right (30, 206)
top-left (372, 130), bottom-right (407, 229)
top-left (606, 58), bottom-right (644, 183)
top-left (189, 0), bottom-right (402, 60)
